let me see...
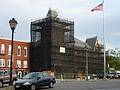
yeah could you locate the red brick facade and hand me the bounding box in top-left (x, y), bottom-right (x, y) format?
top-left (0, 38), bottom-right (30, 78)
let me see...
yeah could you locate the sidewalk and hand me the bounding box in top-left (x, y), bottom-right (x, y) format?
top-left (56, 78), bottom-right (109, 83)
top-left (56, 79), bottom-right (85, 83)
top-left (1, 85), bottom-right (15, 90)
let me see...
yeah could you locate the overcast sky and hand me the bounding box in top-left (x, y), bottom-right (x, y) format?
top-left (0, 0), bottom-right (120, 49)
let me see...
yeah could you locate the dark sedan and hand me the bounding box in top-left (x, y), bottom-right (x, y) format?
top-left (13, 72), bottom-right (56, 90)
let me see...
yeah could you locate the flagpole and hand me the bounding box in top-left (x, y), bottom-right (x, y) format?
top-left (91, 0), bottom-right (106, 79)
top-left (102, 0), bottom-right (106, 79)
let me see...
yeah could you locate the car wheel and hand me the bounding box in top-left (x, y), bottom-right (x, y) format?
top-left (49, 82), bottom-right (54, 88)
top-left (31, 84), bottom-right (36, 90)
top-left (0, 81), bottom-right (3, 88)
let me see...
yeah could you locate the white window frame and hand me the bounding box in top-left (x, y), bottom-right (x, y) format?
top-left (24, 47), bottom-right (27, 57)
top-left (8, 45), bottom-right (11, 55)
top-left (17, 60), bottom-right (21, 68)
top-left (17, 46), bottom-right (21, 56)
top-left (1, 44), bottom-right (5, 54)
top-left (23, 60), bottom-right (28, 68)
top-left (0, 59), bottom-right (5, 67)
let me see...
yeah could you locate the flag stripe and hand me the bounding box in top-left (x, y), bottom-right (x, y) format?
top-left (91, 3), bottom-right (103, 12)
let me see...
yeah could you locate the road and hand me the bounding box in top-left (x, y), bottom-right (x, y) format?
top-left (53, 80), bottom-right (120, 90)
top-left (1, 79), bottom-right (120, 90)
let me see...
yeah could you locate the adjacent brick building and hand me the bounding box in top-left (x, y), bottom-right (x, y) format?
top-left (0, 38), bottom-right (30, 78)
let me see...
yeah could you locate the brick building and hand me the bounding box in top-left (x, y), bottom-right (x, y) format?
top-left (0, 38), bottom-right (30, 78)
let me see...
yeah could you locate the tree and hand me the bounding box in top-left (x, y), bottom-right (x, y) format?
top-left (107, 48), bottom-right (120, 71)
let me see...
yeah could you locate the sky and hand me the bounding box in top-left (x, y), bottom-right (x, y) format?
top-left (0, 0), bottom-right (120, 49)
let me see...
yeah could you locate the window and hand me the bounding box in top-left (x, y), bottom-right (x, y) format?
top-left (8, 60), bottom-right (11, 67)
top-left (24, 47), bottom-right (27, 57)
top-left (31, 31), bottom-right (41, 42)
top-left (8, 45), bottom-right (11, 55)
top-left (64, 31), bottom-right (70, 42)
top-left (64, 31), bottom-right (74, 43)
top-left (17, 60), bottom-right (21, 68)
top-left (17, 46), bottom-right (21, 56)
top-left (17, 71), bottom-right (22, 78)
top-left (35, 32), bottom-right (41, 42)
top-left (1, 44), bottom-right (5, 54)
top-left (23, 61), bottom-right (27, 68)
top-left (0, 59), bottom-right (5, 67)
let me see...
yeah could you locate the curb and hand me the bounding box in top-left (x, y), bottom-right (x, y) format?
top-left (5, 85), bottom-right (15, 90)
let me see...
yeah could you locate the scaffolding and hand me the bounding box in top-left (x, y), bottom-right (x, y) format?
top-left (30, 9), bottom-right (75, 78)
top-left (30, 9), bottom-right (104, 79)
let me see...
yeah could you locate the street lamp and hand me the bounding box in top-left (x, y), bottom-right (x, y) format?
top-left (85, 43), bottom-right (89, 81)
top-left (9, 18), bottom-right (18, 85)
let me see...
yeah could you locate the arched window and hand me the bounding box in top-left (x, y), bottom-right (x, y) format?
top-left (24, 47), bottom-right (27, 57)
top-left (8, 45), bottom-right (11, 55)
top-left (17, 46), bottom-right (21, 56)
top-left (1, 44), bottom-right (5, 54)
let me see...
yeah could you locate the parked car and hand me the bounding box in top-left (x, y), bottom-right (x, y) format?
top-left (13, 72), bottom-right (56, 90)
top-left (0, 70), bottom-right (17, 88)
top-left (109, 72), bottom-right (120, 79)
top-left (96, 73), bottom-right (116, 79)
top-left (96, 74), bottom-right (104, 79)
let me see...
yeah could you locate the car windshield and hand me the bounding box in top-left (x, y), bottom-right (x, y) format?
top-left (23, 72), bottom-right (41, 79)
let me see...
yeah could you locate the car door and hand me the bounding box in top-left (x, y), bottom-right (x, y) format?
top-left (35, 72), bottom-right (45, 87)
top-left (42, 72), bottom-right (51, 85)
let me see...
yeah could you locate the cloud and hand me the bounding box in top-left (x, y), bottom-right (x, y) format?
top-left (106, 43), bottom-right (114, 50)
top-left (0, 0), bottom-right (120, 48)
top-left (111, 32), bottom-right (120, 37)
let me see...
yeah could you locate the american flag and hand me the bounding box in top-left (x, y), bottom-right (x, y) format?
top-left (91, 3), bottom-right (103, 12)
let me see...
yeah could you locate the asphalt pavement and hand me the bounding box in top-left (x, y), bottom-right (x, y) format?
top-left (1, 79), bottom-right (120, 90)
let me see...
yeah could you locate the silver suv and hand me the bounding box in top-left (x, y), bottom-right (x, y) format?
top-left (0, 70), bottom-right (17, 88)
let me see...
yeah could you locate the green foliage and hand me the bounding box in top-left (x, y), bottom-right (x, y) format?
top-left (107, 48), bottom-right (120, 70)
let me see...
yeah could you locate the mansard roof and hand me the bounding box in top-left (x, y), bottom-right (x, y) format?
top-left (74, 37), bottom-right (91, 49)
top-left (86, 36), bottom-right (97, 49)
